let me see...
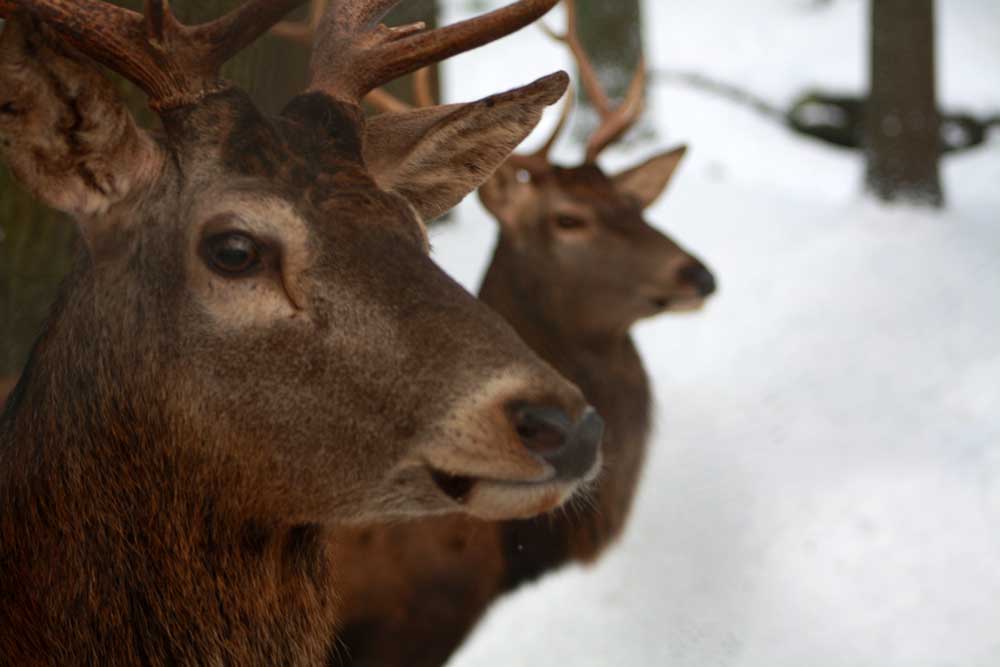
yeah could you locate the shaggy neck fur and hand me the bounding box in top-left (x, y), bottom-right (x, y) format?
top-left (0, 267), bottom-right (338, 667)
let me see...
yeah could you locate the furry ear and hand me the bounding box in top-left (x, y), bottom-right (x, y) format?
top-left (363, 72), bottom-right (568, 222)
top-left (477, 158), bottom-right (541, 231)
top-left (612, 145), bottom-right (687, 209)
top-left (0, 17), bottom-right (163, 232)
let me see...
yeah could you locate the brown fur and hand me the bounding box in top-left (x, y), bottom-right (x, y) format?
top-left (328, 151), bottom-right (716, 666)
top-left (0, 12), bottom-right (583, 666)
top-left (0, 377), bottom-right (13, 408)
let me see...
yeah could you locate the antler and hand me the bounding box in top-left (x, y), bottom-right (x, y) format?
top-left (7, 0), bottom-right (307, 110)
top-left (543, 0), bottom-right (645, 162)
top-left (274, 0), bottom-right (569, 155)
top-left (362, 65), bottom-right (432, 113)
top-left (307, 0), bottom-right (559, 104)
top-left (273, 1), bottom-right (439, 113)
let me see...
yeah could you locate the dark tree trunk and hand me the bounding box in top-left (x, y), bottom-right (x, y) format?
top-left (0, 1), bottom-right (311, 379)
top-left (865, 0), bottom-right (943, 207)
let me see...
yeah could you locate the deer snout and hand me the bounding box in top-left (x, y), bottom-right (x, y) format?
top-left (512, 404), bottom-right (604, 481)
top-left (416, 369), bottom-right (603, 521)
top-left (678, 261), bottom-right (717, 297)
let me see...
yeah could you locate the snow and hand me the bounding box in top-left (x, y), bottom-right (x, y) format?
top-left (431, 1), bottom-right (1000, 665)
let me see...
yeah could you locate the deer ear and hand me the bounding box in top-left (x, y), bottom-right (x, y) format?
top-left (612, 145), bottom-right (687, 209)
top-left (477, 160), bottom-right (537, 231)
top-left (363, 72), bottom-right (568, 222)
top-left (0, 18), bottom-right (163, 233)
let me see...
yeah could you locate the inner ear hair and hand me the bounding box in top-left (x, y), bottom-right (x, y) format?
top-left (362, 72), bottom-right (568, 223)
top-left (612, 144), bottom-right (688, 210)
top-left (0, 17), bottom-right (163, 229)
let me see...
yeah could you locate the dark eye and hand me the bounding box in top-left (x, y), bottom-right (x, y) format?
top-left (554, 215), bottom-right (587, 231)
top-left (203, 232), bottom-right (261, 276)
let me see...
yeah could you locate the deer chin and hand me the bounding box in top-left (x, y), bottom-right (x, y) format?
top-left (426, 455), bottom-right (601, 521)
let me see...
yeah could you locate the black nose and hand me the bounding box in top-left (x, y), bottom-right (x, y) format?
top-left (679, 262), bottom-right (717, 297)
top-left (513, 405), bottom-right (604, 480)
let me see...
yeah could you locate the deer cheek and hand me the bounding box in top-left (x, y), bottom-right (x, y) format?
top-left (192, 270), bottom-right (302, 329)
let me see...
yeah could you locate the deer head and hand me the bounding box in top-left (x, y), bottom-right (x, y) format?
top-left (362, 0), bottom-right (715, 339)
top-left (0, 0), bottom-right (603, 529)
top-left (477, 0), bottom-right (716, 338)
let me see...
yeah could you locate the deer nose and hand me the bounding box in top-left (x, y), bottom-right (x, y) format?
top-left (679, 262), bottom-right (717, 297)
top-left (513, 405), bottom-right (604, 479)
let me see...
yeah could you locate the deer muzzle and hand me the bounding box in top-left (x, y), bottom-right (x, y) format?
top-left (416, 369), bottom-right (604, 521)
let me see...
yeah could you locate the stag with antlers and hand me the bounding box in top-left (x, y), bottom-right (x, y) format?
top-left (0, 1), bottom-right (613, 664)
top-left (267, 1), bottom-right (717, 664)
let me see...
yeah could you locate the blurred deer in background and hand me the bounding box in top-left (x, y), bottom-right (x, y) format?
top-left (0, 1), bottom-right (607, 664)
top-left (273, 0), bottom-right (717, 664)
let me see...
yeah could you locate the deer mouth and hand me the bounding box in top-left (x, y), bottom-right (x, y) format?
top-left (428, 466), bottom-right (553, 505)
top-left (430, 469), bottom-right (477, 503)
top-left (650, 295), bottom-right (706, 313)
top-left (426, 464), bottom-right (597, 520)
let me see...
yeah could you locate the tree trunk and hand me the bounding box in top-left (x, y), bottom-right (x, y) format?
top-left (0, 2), bottom-right (310, 379)
top-left (865, 0), bottom-right (943, 207)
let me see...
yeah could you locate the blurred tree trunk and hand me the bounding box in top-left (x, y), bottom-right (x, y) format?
top-left (572, 0), bottom-right (644, 136)
top-left (865, 0), bottom-right (943, 207)
top-left (0, 2), bottom-right (310, 379)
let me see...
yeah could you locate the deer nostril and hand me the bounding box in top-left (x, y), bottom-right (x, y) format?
top-left (558, 407), bottom-right (604, 480)
top-left (512, 405), bottom-right (604, 480)
top-left (679, 262), bottom-right (717, 297)
top-left (513, 405), bottom-right (572, 457)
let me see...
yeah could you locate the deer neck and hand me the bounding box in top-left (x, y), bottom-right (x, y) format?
top-left (479, 237), bottom-right (641, 363)
top-left (481, 237), bottom-right (654, 578)
top-left (0, 279), bottom-right (337, 666)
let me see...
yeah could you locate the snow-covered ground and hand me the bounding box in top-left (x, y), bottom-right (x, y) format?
top-left (432, 1), bottom-right (1000, 665)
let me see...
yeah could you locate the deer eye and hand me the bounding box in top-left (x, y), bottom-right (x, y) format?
top-left (203, 232), bottom-right (262, 276)
top-left (553, 215), bottom-right (587, 231)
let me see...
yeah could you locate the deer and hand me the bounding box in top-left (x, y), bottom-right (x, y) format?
top-left (0, 1), bottom-right (609, 664)
top-left (270, 1), bottom-right (717, 664)
top-left (0, 376), bottom-right (13, 407)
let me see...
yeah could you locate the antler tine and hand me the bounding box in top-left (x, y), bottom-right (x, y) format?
top-left (541, 0), bottom-right (610, 117)
top-left (545, 0), bottom-right (646, 162)
top-left (362, 64), bottom-right (435, 113)
top-left (584, 54), bottom-right (646, 162)
top-left (271, 3), bottom-right (438, 115)
top-left (365, 87), bottom-right (412, 113)
top-left (532, 86), bottom-right (573, 159)
top-left (364, 65), bottom-right (434, 112)
top-left (412, 66), bottom-right (435, 108)
top-left (309, 0), bottom-right (559, 104)
top-left (12, 0), bottom-right (308, 110)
